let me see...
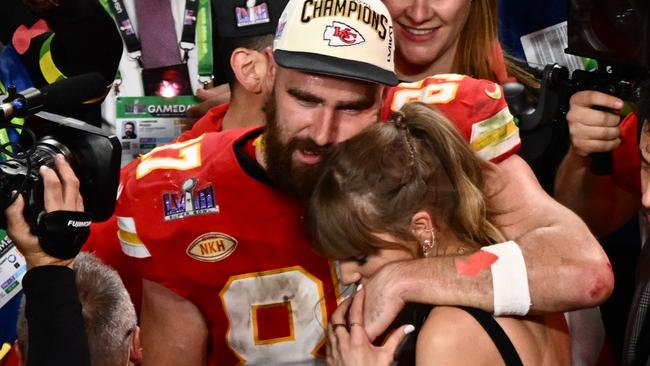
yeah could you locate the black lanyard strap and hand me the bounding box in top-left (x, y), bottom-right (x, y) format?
top-left (107, 0), bottom-right (142, 67)
top-left (180, 0), bottom-right (200, 62)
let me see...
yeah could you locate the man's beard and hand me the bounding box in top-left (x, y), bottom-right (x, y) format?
top-left (262, 96), bottom-right (331, 201)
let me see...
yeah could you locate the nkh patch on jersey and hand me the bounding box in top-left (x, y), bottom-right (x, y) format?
top-left (186, 232), bottom-right (238, 262)
top-left (381, 73), bottom-right (521, 162)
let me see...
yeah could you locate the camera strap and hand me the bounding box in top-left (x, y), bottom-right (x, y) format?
top-left (36, 211), bottom-right (92, 260)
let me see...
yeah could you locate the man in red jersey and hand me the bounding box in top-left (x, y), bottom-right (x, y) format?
top-left (85, 0), bottom-right (613, 364)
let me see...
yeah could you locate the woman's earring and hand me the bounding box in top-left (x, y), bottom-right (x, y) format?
top-left (421, 229), bottom-right (436, 258)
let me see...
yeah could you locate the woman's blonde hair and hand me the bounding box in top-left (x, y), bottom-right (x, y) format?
top-left (307, 103), bottom-right (504, 260)
top-left (453, 0), bottom-right (498, 81)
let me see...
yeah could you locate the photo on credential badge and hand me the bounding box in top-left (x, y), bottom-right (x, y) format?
top-left (116, 96), bottom-right (200, 166)
top-left (122, 121), bottom-right (138, 140)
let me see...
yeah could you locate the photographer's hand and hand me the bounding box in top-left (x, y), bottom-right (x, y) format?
top-left (566, 90), bottom-right (624, 157)
top-left (555, 91), bottom-right (639, 237)
top-left (5, 154), bottom-right (83, 268)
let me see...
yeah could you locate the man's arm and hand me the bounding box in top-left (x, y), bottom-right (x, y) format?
top-left (140, 279), bottom-right (209, 366)
top-left (362, 155), bottom-right (614, 339)
top-left (6, 155), bottom-right (91, 366)
top-left (554, 90), bottom-right (640, 236)
top-left (555, 147), bottom-right (640, 236)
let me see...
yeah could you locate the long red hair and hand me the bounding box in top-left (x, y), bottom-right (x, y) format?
top-left (453, 0), bottom-right (538, 88)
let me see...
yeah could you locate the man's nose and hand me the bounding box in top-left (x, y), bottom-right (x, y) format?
top-left (310, 108), bottom-right (337, 146)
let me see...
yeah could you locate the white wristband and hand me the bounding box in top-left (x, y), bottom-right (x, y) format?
top-left (481, 241), bottom-right (531, 316)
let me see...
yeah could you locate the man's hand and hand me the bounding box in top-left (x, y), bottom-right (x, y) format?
top-left (566, 90), bottom-right (624, 157)
top-left (186, 84), bottom-right (231, 119)
top-left (5, 154), bottom-right (84, 268)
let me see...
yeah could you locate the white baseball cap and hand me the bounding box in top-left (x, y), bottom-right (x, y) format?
top-left (273, 0), bottom-right (398, 86)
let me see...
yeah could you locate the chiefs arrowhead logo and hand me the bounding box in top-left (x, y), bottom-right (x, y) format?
top-left (323, 21), bottom-right (365, 46)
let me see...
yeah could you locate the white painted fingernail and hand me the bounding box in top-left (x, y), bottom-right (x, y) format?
top-left (404, 324), bottom-right (415, 334)
top-left (356, 284), bottom-right (363, 291)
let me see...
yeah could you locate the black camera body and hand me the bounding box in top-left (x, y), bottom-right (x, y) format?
top-left (566, 0), bottom-right (649, 98)
top-left (0, 111), bottom-right (121, 229)
top-left (511, 0), bottom-right (649, 176)
top-left (570, 65), bottom-right (645, 102)
top-left (567, 0), bottom-right (648, 67)
top-left (565, 0), bottom-right (649, 174)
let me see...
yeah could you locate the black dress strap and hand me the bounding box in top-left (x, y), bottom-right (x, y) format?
top-left (459, 306), bottom-right (524, 366)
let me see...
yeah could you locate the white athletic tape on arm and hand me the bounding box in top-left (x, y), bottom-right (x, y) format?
top-left (481, 241), bottom-right (531, 316)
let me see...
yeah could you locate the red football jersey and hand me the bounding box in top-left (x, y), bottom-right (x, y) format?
top-left (89, 128), bottom-right (339, 365)
top-left (382, 74), bottom-right (521, 162)
top-left (175, 102), bottom-right (228, 143)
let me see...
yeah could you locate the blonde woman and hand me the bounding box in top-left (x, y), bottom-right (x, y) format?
top-left (307, 103), bottom-right (570, 365)
top-left (386, 0), bottom-right (537, 87)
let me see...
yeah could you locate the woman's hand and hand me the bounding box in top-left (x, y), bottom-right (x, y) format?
top-left (327, 287), bottom-right (413, 366)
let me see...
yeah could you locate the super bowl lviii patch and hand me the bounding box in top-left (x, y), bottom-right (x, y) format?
top-left (163, 178), bottom-right (219, 221)
top-left (236, 1), bottom-right (270, 27)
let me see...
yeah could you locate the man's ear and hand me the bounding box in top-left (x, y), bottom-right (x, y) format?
top-left (410, 210), bottom-right (434, 243)
top-left (230, 48), bottom-right (268, 94)
top-left (129, 326), bottom-right (142, 364)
